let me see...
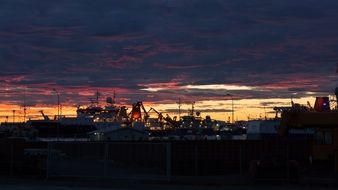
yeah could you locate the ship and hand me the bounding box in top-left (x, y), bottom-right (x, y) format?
top-left (6, 92), bottom-right (145, 139)
top-left (278, 86), bottom-right (338, 173)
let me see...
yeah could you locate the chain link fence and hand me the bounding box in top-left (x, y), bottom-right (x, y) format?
top-left (45, 139), bottom-right (312, 181)
top-left (47, 142), bottom-right (171, 180)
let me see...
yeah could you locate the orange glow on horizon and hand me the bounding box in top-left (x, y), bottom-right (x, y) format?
top-left (0, 96), bottom-right (318, 123)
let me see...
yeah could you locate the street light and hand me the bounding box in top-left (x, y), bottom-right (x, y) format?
top-left (52, 88), bottom-right (60, 120)
top-left (52, 88), bottom-right (61, 141)
top-left (12, 110), bottom-right (15, 123)
top-left (226, 94), bottom-right (234, 123)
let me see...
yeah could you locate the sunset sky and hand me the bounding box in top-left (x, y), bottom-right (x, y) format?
top-left (1, 0), bottom-right (338, 122)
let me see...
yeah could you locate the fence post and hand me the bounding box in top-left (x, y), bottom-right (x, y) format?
top-left (194, 144), bottom-right (199, 176)
top-left (239, 142), bottom-right (243, 175)
top-left (104, 142), bottom-right (108, 177)
top-left (10, 142), bottom-right (14, 177)
top-left (166, 142), bottom-right (172, 182)
top-left (46, 142), bottom-right (51, 180)
top-left (286, 140), bottom-right (290, 182)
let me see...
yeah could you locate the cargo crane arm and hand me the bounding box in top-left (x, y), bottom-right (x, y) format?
top-left (140, 102), bottom-right (150, 122)
top-left (148, 107), bottom-right (163, 121)
top-left (149, 107), bottom-right (176, 126)
top-left (39, 110), bottom-right (50, 121)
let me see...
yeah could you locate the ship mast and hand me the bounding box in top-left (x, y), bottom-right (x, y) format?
top-left (95, 90), bottom-right (100, 107)
top-left (176, 97), bottom-right (181, 119)
top-left (113, 90), bottom-right (116, 105)
top-left (191, 101), bottom-right (195, 116)
top-left (23, 90), bottom-right (27, 122)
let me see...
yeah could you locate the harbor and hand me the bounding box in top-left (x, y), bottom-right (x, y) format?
top-left (0, 92), bottom-right (318, 142)
top-left (1, 0), bottom-right (338, 188)
top-left (1, 87), bottom-right (337, 142)
top-left (0, 87), bottom-right (337, 184)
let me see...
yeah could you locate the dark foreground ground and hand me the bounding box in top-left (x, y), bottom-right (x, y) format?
top-left (0, 177), bottom-right (337, 190)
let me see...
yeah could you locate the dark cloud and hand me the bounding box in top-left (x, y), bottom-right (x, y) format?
top-left (1, 0), bottom-right (338, 106)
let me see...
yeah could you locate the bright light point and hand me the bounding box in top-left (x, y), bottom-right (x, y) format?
top-left (183, 84), bottom-right (254, 90)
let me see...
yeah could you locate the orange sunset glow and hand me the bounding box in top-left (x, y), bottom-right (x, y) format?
top-left (0, 94), bottom-right (322, 123)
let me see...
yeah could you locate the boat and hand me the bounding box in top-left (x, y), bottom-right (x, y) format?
top-left (21, 92), bottom-right (139, 139)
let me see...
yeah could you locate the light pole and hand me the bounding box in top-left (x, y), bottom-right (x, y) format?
top-left (52, 88), bottom-right (60, 120)
top-left (226, 94), bottom-right (234, 123)
top-left (52, 88), bottom-right (61, 141)
top-left (12, 110), bottom-right (15, 123)
top-left (176, 97), bottom-right (181, 120)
